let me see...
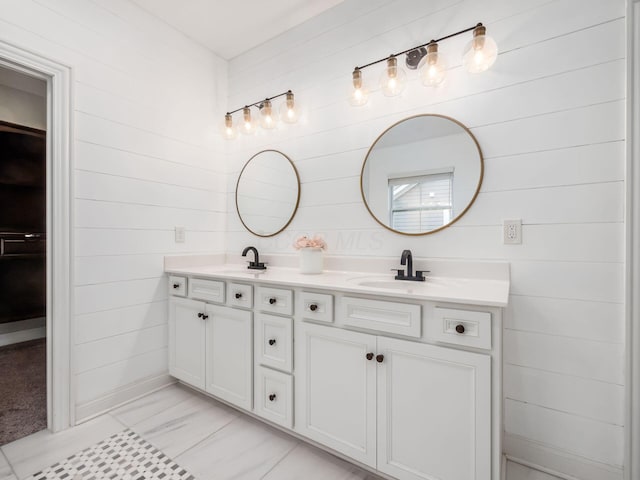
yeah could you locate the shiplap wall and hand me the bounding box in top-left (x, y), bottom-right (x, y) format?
top-left (0, 0), bottom-right (228, 419)
top-left (227, 1), bottom-right (626, 479)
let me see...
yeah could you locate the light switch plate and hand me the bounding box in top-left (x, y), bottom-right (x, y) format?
top-left (503, 219), bottom-right (522, 244)
top-left (175, 226), bottom-right (185, 243)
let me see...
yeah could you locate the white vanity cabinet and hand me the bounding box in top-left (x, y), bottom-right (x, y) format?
top-left (166, 267), bottom-right (506, 480)
top-left (295, 321), bottom-right (491, 480)
top-left (169, 280), bottom-right (253, 411)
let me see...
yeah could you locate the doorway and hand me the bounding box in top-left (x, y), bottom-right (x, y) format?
top-left (0, 67), bottom-right (48, 444)
top-left (0, 41), bottom-right (72, 436)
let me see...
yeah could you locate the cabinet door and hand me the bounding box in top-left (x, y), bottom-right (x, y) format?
top-left (169, 297), bottom-right (206, 389)
top-left (205, 304), bottom-right (253, 410)
top-left (295, 322), bottom-right (377, 467)
top-left (377, 337), bottom-right (491, 480)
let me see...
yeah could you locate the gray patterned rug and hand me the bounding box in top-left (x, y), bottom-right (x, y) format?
top-left (27, 430), bottom-right (196, 480)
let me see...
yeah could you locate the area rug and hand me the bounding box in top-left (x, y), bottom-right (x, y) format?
top-left (0, 338), bottom-right (47, 445)
top-left (27, 429), bottom-right (196, 480)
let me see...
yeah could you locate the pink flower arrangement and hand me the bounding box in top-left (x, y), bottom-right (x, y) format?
top-left (293, 235), bottom-right (327, 250)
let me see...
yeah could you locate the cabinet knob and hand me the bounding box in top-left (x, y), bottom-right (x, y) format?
top-left (269, 297), bottom-right (277, 305)
top-left (309, 303), bottom-right (318, 312)
top-left (366, 352), bottom-right (374, 361)
top-left (455, 324), bottom-right (465, 334)
top-left (235, 292), bottom-right (242, 299)
top-left (268, 393), bottom-right (277, 402)
top-left (201, 313), bottom-right (208, 320)
top-left (376, 354), bottom-right (384, 363)
top-left (197, 312), bottom-right (203, 318)
top-left (173, 283), bottom-right (180, 289)
top-left (268, 338), bottom-right (276, 346)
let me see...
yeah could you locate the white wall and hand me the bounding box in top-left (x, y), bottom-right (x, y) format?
top-left (0, 0), bottom-right (228, 421)
top-left (227, 1), bottom-right (626, 479)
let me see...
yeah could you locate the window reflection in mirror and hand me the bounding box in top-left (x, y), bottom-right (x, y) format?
top-left (235, 150), bottom-right (300, 237)
top-left (361, 115), bottom-right (483, 235)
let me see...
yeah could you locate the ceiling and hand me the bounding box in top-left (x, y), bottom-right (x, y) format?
top-left (131, 0), bottom-right (344, 60)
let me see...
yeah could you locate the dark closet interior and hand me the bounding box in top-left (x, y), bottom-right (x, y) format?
top-left (0, 120), bottom-right (47, 445)
top-left (0, 121), bottom-right (46, 325)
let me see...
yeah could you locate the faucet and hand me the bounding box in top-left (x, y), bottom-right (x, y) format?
top-left (242, 246), bottom-right (267, 270)
top-left (394, 249), bottom-right (426, 282)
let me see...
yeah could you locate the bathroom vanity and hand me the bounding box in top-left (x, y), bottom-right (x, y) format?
top-left (164, 260), bottom-right (509, 480)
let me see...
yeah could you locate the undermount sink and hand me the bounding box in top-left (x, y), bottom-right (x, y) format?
top-left (355, 280), bottom-right (416, 290)
top-left (347, 275), bottom-right (427, 290)
top-left (215, 268), bottom-right (266, 276)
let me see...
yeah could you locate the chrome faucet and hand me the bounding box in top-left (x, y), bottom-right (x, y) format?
top-left (242, 246), bottom-right (266, 270)
top-left (394, 249), bottom-right (426, 282)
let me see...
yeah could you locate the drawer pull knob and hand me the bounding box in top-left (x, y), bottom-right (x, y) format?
top-left (268, 338), bottom-right (276, 346)
top-left (309, 304), bottom-right (318, 311)
top-left (269, 297), bottom-right (277, 305)
top-left (366, 352), bottom-right (374, 361)
top-left (173, 283), bottom-right (180, 289)
top-left (235, 292), bottom-right (243, 299)
top-left (268, 393), bottom-right (277, 402)
top-left (455, 324), bottom-right (465, 334)
top-left (197, 312), bottom-right (203, 318)
top-left (376, 354), bottom-right (384, 363)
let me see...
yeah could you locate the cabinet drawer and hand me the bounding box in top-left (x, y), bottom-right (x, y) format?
top-left (428, 307), bottom-right (491, 350)
top-left (229, 283), bottom-right (253, 309)
top-left (300, 291), bottom-right (333, 323)
top-left (189, 278), bottom-right (225, 303)
top-left (254, 366), bottom-right (293, 429)
top-left (256, 286), bottom-right (293, 316)
top-left (255, 313), bottom-right (292, 373)
top-left (168, 275), bottom-right (187, 297)
top-left (341, 297), bottom-right (421, 338)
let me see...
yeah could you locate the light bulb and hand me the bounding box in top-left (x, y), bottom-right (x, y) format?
top-left (419, 42), bottom-right (446, 86)
top-left (239, 106), bottom-right (256, 135)
top-left (379, 56), bottom-right (406, 97)
top-left (462, 24), bottom-right (498, 73)
top-left (349, 68), bottom-right (368, 106)
top-left (279, 90), bottom-right (298, 124)
top-left (260, 99), bottom-right (276, 129)
top-left (221, 113), bottom-right (237, 140)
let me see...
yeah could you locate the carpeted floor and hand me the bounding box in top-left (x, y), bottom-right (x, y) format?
top-left (0, 338), bottom-right (47, 445)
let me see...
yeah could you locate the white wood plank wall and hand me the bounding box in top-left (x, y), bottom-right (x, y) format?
top-left (226, 1), bottom-right (626, 479)
top-left (0, 0), bottom-right (228, 419)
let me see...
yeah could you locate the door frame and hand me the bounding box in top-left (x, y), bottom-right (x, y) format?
top-left (627, 1), bottom-right (640, 479)
top-left (0, 40), bottom-right (73, 432)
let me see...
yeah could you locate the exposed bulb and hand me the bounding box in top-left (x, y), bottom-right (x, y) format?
top-left (239, 106), bottom-right (256, 135)
top-left (379, 56), bottom-right (406, 96)
top-left (221, 113), bottom-right (237, 140)
top-left (279, 91), bottom-right (298, 124)
top-left (349, 68), bottom-right (368, 106)
top-left (260, 99), bottom-right (276, 129)
top-left (462, 24), bottom-right (498, 73)
top-left (419, 42), bottom-right (446, 86)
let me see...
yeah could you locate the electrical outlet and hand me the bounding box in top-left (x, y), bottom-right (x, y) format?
top-left (175, 226), bottom-right (185, 243)
top-left (503, 219), bottom-right (522, 244)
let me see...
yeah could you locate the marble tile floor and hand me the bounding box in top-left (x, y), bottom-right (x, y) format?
top-left (0, 383), bottom-right (382, 480)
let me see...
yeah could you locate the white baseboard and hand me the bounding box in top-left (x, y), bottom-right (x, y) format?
top-left (504, 434), bottom-right (623, 480)
top-left (0, 320), bottom-right (46, 346)
top-left (74, 374), bottom-right (175, 424)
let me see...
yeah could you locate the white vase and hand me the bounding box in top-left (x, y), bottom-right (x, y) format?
top-left (299, 247), bottom-right (323, 274)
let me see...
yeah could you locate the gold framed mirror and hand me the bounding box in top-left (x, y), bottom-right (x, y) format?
top-left (235, 150), bottom-right (300, 237)
top-left (360, 114), bottom-right (483, 235)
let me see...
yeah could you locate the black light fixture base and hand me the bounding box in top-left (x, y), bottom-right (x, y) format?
top-left (405, 47), bottom-right (427, 69)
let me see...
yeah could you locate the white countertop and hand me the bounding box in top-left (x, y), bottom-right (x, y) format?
top-left (165, 263), bottom-right (510, 307)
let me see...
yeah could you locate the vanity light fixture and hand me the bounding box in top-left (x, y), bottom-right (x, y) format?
top-left (223, 90), bottom-right (298, 139)
top-left (350, 23), bottom-right (497, 105)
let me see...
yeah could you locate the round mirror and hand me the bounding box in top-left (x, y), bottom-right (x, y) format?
top-left (236, 150), bottom-right (300, 237)
top-left (361, 114), bottom-right (483, 235)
